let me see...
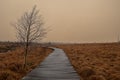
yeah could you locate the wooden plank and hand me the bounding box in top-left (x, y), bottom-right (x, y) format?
top-left (22, 48), bottom-right (80, 80)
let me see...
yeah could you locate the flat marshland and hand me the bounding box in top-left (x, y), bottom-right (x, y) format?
top-left (0, 43), bottom-right (53, 80)
top-left (57, 43), bottom-right (120, 80)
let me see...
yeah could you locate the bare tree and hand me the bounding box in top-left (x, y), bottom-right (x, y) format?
top-left (13, 5), bottom-right (47, 68)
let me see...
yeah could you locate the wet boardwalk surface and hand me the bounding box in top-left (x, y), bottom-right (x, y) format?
top-left (22, 48), bottom-right (80, 80)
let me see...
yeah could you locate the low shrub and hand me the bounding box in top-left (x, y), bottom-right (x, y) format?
top-left (0, 70), bottom-right (18, 80)
top-left (80, 67), bottom-right (96, 78)
top-left (89, 75), bottom-right (106, 80)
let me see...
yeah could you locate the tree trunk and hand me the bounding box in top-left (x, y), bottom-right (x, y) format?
top-left (24, 43), bottom-right (29, 69)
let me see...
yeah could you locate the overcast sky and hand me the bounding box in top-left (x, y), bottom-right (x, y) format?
top-left (0, 0), bottom-right (120, 43)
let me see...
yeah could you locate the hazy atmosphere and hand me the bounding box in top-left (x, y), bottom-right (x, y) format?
top-left (0, 0), bottom-right (120, 43)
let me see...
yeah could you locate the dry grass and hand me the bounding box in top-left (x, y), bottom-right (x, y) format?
top-left (0, 44), bottom-right (53, 80)
top-left (57, 43), bottom-right (120, 80)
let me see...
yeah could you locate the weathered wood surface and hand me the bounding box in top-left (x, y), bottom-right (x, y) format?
top-left (22, 48), bottom-right (80, 80)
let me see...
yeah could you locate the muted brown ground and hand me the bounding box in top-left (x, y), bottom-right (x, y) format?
top-left (57, 43), bottom-right (120, 80)
top-left (0, 44), bottom-right (53, 80)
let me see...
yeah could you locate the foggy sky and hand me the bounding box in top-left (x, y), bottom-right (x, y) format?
top-left (0, 0), bottom-right (120, 43)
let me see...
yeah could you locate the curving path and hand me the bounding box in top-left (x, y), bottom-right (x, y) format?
top-left (22, 48), bottom-right (80, 80)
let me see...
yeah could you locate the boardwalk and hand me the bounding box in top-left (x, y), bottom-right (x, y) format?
top-left (22, 48), bottom-right (80, 80)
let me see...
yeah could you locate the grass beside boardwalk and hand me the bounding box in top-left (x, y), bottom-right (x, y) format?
top-left (0, 45), bottom-right (53, 80)
top-left (57, 43), bottom-right (120, 80)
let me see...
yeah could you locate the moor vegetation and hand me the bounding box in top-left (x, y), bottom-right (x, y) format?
top-left (0, 43), bottom-right (53, 80)
top-left (57, 43), bottom-right (120, 80)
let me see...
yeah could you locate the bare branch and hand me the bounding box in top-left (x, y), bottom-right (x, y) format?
top-left (13, 5), bottom-right (47, 43)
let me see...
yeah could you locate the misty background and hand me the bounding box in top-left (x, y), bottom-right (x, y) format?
top-left (0, 0), bottom-right (120, 43)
